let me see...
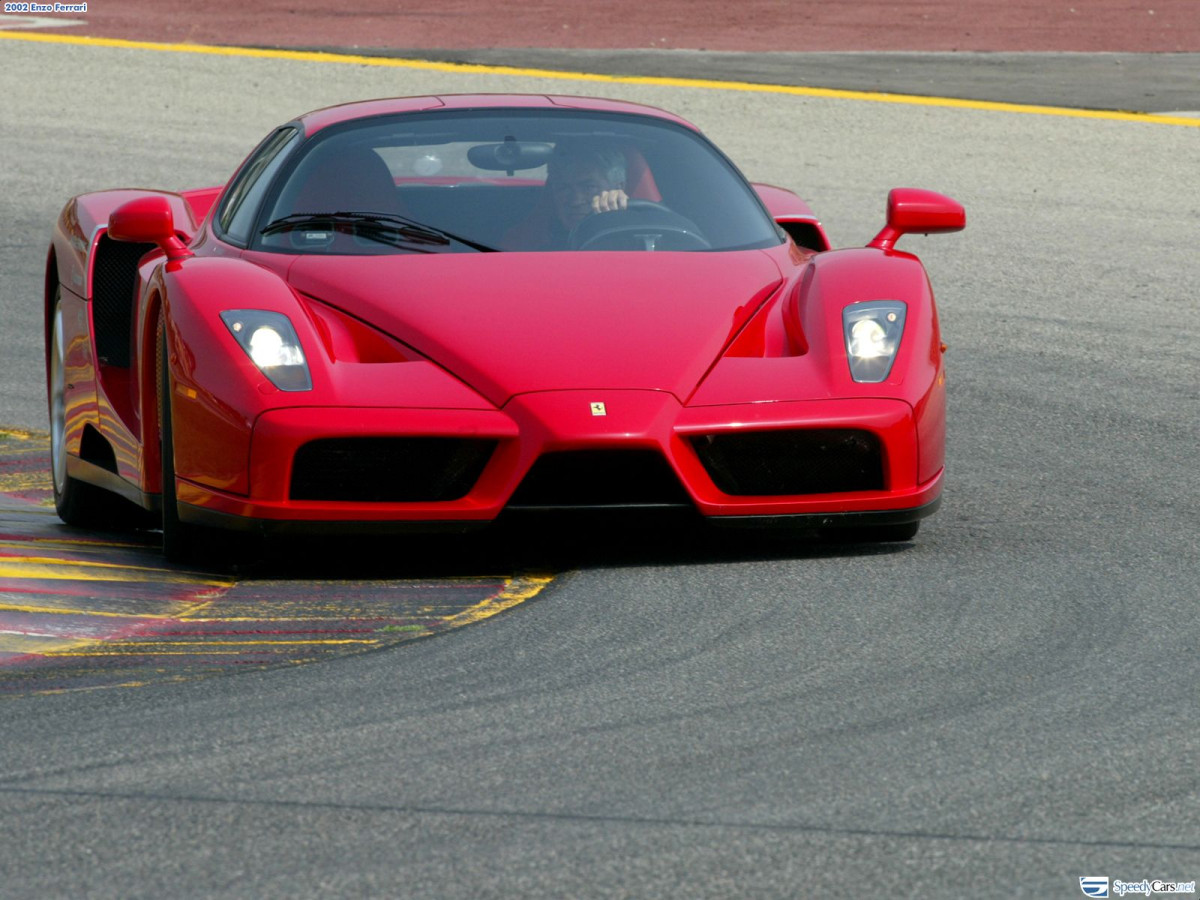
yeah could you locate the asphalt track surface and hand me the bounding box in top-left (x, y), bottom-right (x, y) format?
top-left (1, 19), bottom-right (1199, 900)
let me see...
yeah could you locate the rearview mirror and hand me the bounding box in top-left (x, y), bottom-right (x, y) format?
top-left (467, 139), bottom-right (554, 173)
top-left (868, 188), bottom-right (965, 252)
top-left (108, 196), bottom-right (193, 261)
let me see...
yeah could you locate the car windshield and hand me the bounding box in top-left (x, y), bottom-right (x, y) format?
top-left (253, 108), bottom-right (782, 254)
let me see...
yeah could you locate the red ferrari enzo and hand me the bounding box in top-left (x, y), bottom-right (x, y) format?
top-left (45, 94), bottom-right (964, 561)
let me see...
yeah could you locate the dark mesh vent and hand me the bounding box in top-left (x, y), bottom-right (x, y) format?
top-left (92, 236), bottom-right (155, 368)
top-left (290, 438), bottom-right (496, 502)
top-left (508, 450), bottom-right (691, 509)
top-left (691, 429), bottom-right (884, 496)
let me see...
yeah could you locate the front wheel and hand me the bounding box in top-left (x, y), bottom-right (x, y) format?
top-left (50, 291), bottom-right (145, 529)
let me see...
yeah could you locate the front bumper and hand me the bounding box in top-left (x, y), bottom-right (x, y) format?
top-left (174, 392), bottom-right (942, 533)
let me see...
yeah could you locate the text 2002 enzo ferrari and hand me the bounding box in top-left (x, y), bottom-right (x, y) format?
top-left (45, 94), bottom-right (964, 561)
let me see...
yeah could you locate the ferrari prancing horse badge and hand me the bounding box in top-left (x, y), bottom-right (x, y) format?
top-left (590, 402), bottom-right (607, 416)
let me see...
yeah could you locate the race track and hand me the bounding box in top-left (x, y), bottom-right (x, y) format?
top-left (1, 31), bottom-right (1198, 898)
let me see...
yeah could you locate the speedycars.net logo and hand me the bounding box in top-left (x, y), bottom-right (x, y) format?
top-left (1081, 878), bottom-right (1198, 898)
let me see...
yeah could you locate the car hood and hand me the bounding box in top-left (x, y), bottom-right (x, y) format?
top-left (287, 251), bottom-right (783, 406)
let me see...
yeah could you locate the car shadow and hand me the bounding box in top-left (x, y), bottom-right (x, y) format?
top-left (235, 509), bottom-right (915, 580)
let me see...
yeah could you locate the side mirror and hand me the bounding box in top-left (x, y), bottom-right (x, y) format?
top-left (108, 196), bottom-right (193, 261)
top-left (868, 188), bottom-right (965, 252)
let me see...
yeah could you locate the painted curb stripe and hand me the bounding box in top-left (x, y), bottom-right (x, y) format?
top-left (0, 557), bottom-right (234, 586)
top-left (0, 29), bottom-right (1197, 128)
top-left (0, 431), bottom-right (556, 693)
top-left (0, 603), bottom-right (179, 619)
top-left (2, 573), bottom-right (553, 692)
top-left (445, 574), bottom-right (555, 626)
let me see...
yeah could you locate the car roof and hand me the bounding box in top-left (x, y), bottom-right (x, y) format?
top-left (296, 93), bottom-right (700, 136)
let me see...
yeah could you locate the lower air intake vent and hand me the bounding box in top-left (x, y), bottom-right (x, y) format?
top-left (507, 450), bottom-right (691, 509)
top-left (290, 437), bottom-right (496, 502)
top-left (691, 429), bottom-right (884, 496)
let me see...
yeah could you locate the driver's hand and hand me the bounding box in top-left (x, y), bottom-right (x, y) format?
top-left (591, 189), bottom-right (629, 215)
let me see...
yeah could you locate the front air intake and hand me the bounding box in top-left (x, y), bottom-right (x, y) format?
top-left (290, 437), bottom-right (496, 502)
top-left (691, 429), bottom-right (884, 496)
top-left (507, 450), bottom-right (691, 509)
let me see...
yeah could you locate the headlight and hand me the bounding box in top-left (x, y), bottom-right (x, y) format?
top-left (842, 300), bottom-right (906, 383)
top-left (220, 310), bottom-right (312, 391)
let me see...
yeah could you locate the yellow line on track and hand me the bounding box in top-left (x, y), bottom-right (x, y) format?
top-left (0, 557), bottom-right (234, 586)
top-left (29, 682), bottom-right (157, 696)
top-left (174, 592), bottom-right (226, 620)
top-left (0, 428), bottom-right (50, 493)
top-left (43, 649), bottom-right (263, 656)
top-left (96, 639), bottom-right (380, 647)
top-left (0, 473), bottom-right (52, 492)
top-left (0, 428), bottom-right (44, 442)
top-left (176, 617), bottom-right (431, 623)
top-left (446, 574), bottom-right (555, 627)
top-left (0, 537), bottom-right (148, 550)
top-left (1, 29), bottom-right (1197, 128)
top-left (1, 634), bottom-right (88, 653)
top-left (0, 602), bottom-right (173, 619)
top-left (177, 616), bottom-right (431, 622)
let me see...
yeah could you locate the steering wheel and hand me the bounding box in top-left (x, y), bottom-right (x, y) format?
top-left (568, 200), bottom-right (711, 251)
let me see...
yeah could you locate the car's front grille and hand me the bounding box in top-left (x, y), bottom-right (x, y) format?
top-left (507, 450), bottom-right (691, 509)
top-left (690, 428), bottom-right (884, 496)
top-left (290, 437), bottom-right (496, 502)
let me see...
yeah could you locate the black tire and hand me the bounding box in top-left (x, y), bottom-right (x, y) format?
top-left (49, 291), bottom-right (146, 530)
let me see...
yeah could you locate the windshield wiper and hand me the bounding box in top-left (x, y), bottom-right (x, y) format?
top-left (260, 211), bottom-right (498, 253)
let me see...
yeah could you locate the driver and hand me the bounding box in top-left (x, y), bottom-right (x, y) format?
top-left (549, 144), bottom-right (629, 232)
top-left (503, 143), bottom-right (630, 250)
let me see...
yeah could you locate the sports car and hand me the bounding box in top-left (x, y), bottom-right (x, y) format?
top-left (44, 94), bottom-right (964, 561)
